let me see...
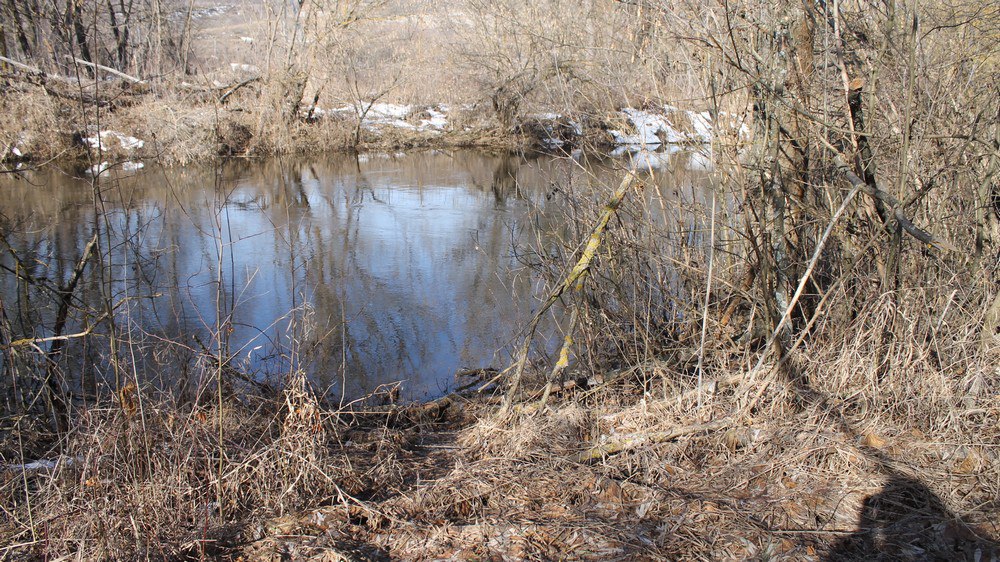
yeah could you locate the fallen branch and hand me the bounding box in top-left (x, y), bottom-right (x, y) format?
top-left (502, 170), bottom-right (637, 410)
top-left (830, 152), bottom-right (957, 252)
top-left (219, 76), bottom-right (262, 104)
top-left (572, 419), bottom-right (730, 463)
top-left (69, 57), bottom-right (143, 84)
top-left (0, 55), bottom-right (45, 75)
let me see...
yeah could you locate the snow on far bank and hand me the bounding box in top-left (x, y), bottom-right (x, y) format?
top-left (83, 130), bottom-right (144, 152)
top-left (610, 108), bottom-right (688, 146)
top-left (230, 63), bottom-right (260, 74)
top-left (421, 107), bottom-right (449, 130)
top-left (316, 103), bottom-right (452, 133)
top-left (304, 102), bottom-right (748, 149)
top-left (609, 106), bottom-right (749, 149)
top-left (2, 133), bottom-right (29, 161)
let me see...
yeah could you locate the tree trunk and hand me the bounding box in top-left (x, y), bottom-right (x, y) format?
top-left (70, 0), bottom-right (94, 64)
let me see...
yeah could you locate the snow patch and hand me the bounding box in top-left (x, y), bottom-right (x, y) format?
top-left (688, 111), bottom-right (714, 142)
top-left (420, 108), bottom-right (449, 130)
top-left (609, 106), bottom-right (749, 147)
top-left (609, 108), bottom-right (687, 147)
top-left (296, 101), bottom-right (749, 147)
top-left (322, 103), bottom-right (450, 134)
top-left (359, 103), bottom-right (411, 120)
top-left (84, 131), bottom-right (144, 152)
top-left (230, 63), bottom-right (260, 74)
top-left (9, 134), bottom-right (28, 158)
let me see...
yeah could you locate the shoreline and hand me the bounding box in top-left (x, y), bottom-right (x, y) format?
top-left (1, 83), bottom-right (738, 174)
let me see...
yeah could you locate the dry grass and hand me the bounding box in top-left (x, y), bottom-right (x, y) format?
top-left (1, 374), bottom-right (410, 560)
top-left (0, 85), bottom-right (73, 163)
top-left (1, 246), bottom-right (997, 560)
top-left (2, 0), bottom-right (998, 559)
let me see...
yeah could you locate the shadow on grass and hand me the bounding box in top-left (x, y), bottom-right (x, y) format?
top-left (767, 356), bottom-right (999, 561)
top-left (825, 472), bottom-right (999, 561)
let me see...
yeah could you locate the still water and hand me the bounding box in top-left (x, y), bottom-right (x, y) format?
top-left (0, 150), bottom-right (713, 401)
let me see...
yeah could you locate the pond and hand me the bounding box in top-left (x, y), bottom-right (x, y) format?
top-left (0, 149), bottom-right (714, 402)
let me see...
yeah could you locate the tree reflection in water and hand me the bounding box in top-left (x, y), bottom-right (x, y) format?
top-left (0, 149), bottom-right (714, 404)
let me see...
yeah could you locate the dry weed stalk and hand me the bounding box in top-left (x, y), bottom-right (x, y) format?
top-left (1, 0), bottom-right (998, 559)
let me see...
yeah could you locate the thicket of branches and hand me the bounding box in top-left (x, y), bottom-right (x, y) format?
top-left (0, 0), bottom-right (997, 558)
top-left (520, 0), bottom-right (999, 380)
top-left (0, 0), bottom-right (188, 76)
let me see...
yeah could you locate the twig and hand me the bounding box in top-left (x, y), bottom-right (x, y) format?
top-left (8, 324), bottom-right (104, 348)
top-left (695, 191), bottom-right (717, 410)
top-left (742, 181), bottom-right (862, 398)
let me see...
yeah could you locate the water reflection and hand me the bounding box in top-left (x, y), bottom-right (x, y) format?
top-left (0, 149), bottom-right (715, 402)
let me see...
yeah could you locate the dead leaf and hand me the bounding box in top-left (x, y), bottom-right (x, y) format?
top-left (955, 450), bottom-right (982, 474)
top-left (861, 433), bottom-right (887, 448)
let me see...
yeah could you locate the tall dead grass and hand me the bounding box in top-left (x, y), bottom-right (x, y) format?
top-left (0, 372), bottom-right (411, 560)
top-left (1, 0), bottom-right (997, 559)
